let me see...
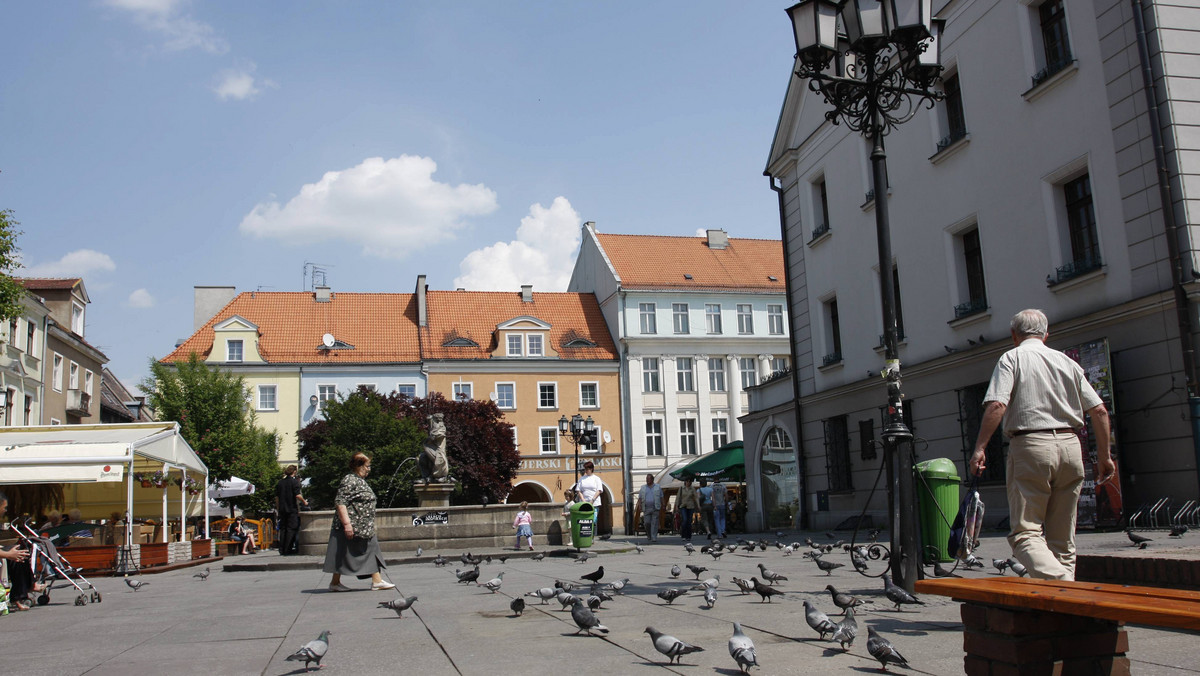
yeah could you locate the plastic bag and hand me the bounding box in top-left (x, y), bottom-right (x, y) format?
top-left (949, 475), bottom-right (984, 561)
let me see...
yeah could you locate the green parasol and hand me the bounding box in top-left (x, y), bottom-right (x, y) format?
top-left (669, 440), bottom-right (745, 482)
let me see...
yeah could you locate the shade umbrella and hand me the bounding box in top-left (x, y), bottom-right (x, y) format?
top-left (209, 476), bottom-right (256, 500)
top-left (669, 440), bottom-right (745, 482)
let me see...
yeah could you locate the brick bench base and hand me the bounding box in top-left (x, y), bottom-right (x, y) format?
top-left (960, 602), bottom-right (1129, 676)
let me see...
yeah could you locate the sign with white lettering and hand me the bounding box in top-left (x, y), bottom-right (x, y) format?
top-left (518, 455), bottom-right (623, 473)
top-left (412, 511), bottom-right (449, 526)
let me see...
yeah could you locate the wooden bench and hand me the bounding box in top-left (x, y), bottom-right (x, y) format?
top-left (916, 577), bottom-right (1200, 675)
top-left (213, 540), bottom-right (241, 557)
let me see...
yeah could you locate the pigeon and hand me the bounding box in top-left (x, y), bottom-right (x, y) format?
top-left (480, 571), bottom-right (504, 593)
top-left (531, 552), bottom-right (545, 561)
top-left (1127, 530), bottom-right (1153, 548)
top-left (803, 600), bottom-right (837, 639)
top-left (751, 577), bottom-right (784, 603)
top-left (1170, 525), bottom-right (1189, 538)
top-left (415, 546), bottom-right (423, 557)
top-left (460, 552), bottom-right (471, 565)
top-left (710, 550), bottom-right (725, 561)
top-left (593, 588), bottom-right (615, 604)
top-left (728, 622), bottom-right (759, 673)
top-left (962, 554), bottom-right (985, 569)
top-left (932, 562), bottom-right (962, 578)
top-left (635, 544), bottom-right (645, 554)
top-left (599, 533), bottom-right (611, 540)
top-left (192, 567), bottom-right (210, 581)
top-left (379, 595), bottom-right (418, 618)
top-left (574, 552), bottom-right (592, 563)
top-left (992, 558), bottom-right (1010, 575)
top-left (1007, 558), bottom-right (1028, 577)
top-left (684, 542), bottom-right (695, 555)
top-left (813, 555), bottom-right (845, 576)
top-left (783, 545), bottom-right (794, 556)
top-left (703, 586), bottom-right (717, 608)
top-left (883, 575), bottom-right (924, 611)
top-left (731, 576), bottom-right (755, 595)
top-left (756, 563), bottom-right (788, 585)
top-left (466, 553), bottom-right (483, 565)
top-left (556, 591), bottom-right (577, 610)
top-left (851, 553), bottom-right (870, 573)
top-left (555, 579), bottom-right (579, 592)
top-left (831, 606), bottom-right (858, 650)
top-left (124, 578), bottom-right (148, 591)
top-left (433, 554), bottom-right (447, 567)
top-left (867, 626), bottom-right (909, 671)
top-left (758, 541), bottom-right (768, 552)
top-left (587, 594), bottom-right (604, 611)
top-left (527, 587), bottom-right (556, 604)
top-left (868, 528), bottom-right (882, 541)
top-left (456, 566), bottom-right (480, 584)
top-left (605, 578), bottom-right (629, 594)
top-left (645, 626), bottom-right (705, 665)
top-left (670, 564), bottom-right (681, 579)
top-left (485, 555), bottom-right (492, 564)
top-left (570, 597), bottom-right (609, 635)
top-left (657, 587), bottom-right (688, 604)
top-left (510, 597), bottom-right (525, 616)
top-left (580, 566), bottom-right (604, 583)
top-left (285, 630), bottom-right (330, 672)
top-left (686, 564), bottom-right (708, 580)
top-left (827, 585), bottom-right (867, 614)
top-left (498, 555), bottom-right (508, 564)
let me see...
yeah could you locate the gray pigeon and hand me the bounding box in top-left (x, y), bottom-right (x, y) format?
top-left (456, 566), bottom-right (480, 584)
top-left (694, 575), bottom-right (719, 590)
top-left (480, 571), bottom-right (504, 593)
top-left (703, 586), bottom-right (717, 608)
top-left (831, 607), bottom-right (858, 650)
top-left (961, 554), bottom-right (985, 569)
top-left (813, 554), bottom-right (845, 575)
top-left (556, 591), bottom-right (577, 610)
top-left (645, 626), bottom-right (705, 665)
top-left (1127, 530), bottom-right (1152, 547)
top-left (554, 579), bottom-right (578, 592)
top-left (686, 564), bottom-right (708, 579)
top-left (531, 552), bottom-right (545, 561)
top-left (670, 564), bottom-right (681, 579)
top-left (710, 550), bottom-right (724, 560)
top-left (510, 597), bottom-right (525, 616)
top-left (732, 576), bottom-right (755, 595)
top-left (827, 584), bottom-right (867, 614)
top-left (415, 546), bottom-right (423, 557)
top-left (867, 626), bottom-right (909, 671)
top-left (604, 578), bottom-right (629, 594)
top-left (684, 542), bottom-right (695, 555)
top-left (379, 595), bottom-right (418, 618)
top-left (756, 562), bottom-right (788, 585)
top-left (433, 554), bottom-right (447, 567)
top-left (932, 562), bottom-right (961, 578)
top-left (803, 600), bottom-right (837, 639)
top-left (586, 594), bottom-right (604, 611)
top-left (883, 575), bottom-right (924, 611)
top-left (526, 587), bottom-right (556, 604)
top-left (992, 558), bottom-right (1010, 574)
top-left (751, 577), bottom-right (784, 603)
top-left (124, 578), bottom-right (148, 591)
top-left (851, 553), bottom-right (870, 573)
top-left (783, 545), bottom-right (794, 556)
top-left (635, 544), bottom-right (645, 554)
top-left (657, 587), bottom-right (688, 604)
top-left (574, 551), bottom-right (592, 563)
top-left (1006, 558), bottom-right (1028, 577)
top-left (285, 629), bottom-right (330, 672)
top-left (728, 622), bottom-right (758, 673)
top-left (570, 597), bottom-right (609, 635)
top-left (192, 567), bottom-right (210, 581)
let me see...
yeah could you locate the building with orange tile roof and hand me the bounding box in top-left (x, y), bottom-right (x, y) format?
top-left (569, 225), bottom-right (790, 536)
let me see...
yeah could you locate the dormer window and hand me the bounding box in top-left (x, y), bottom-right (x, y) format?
top-left (507, 334), bottom-right (523, 357)
top-left (71, 302), bottom-right (85, 336)
top-left (527, 334), bottom-right (544, 357)
top-left (227, 339), bottom-right (243, 362)
top-left (442, 331), bottom-right (479, 348)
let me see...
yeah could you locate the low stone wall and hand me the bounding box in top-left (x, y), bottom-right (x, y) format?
top-left (298, 503), bottom-right (568, 556)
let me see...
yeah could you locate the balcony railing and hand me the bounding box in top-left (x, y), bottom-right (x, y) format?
top-left (954, 297), bottom-right (988, 319)
top-left (808, 222), bottom-right (830, 244)
top-left (821, 352), bottom-right (843, 367)
top-left (1031, 53), bottom-right (1075, 89)
top-left (876, 332), bottom-right (907, 348)
top-left (936, 126), bottom-right (968, 152)
top-left (1047, 256), bottom-right (1103, 286)
top-left (66, 389), bottom-right (91, 417)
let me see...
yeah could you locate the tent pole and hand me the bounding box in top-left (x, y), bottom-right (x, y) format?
top-left (180, 469), bottom-right (186, 543)
top-left (204, 471), bottom-right (210, 539)
top-left (125, 455), bottom-right (134, 572)
top-left (161, 463), bottom-right (168, 544)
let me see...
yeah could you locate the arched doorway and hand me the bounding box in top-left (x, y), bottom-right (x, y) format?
top-left (507, 481), bottom-right (551, 504)
top-left (760, 427), bottom-right (799, 529)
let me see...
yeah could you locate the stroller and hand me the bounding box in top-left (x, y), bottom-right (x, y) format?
top-left (9, 518), bottom-right (102, 607)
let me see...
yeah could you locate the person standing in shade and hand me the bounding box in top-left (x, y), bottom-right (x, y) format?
top-left (970, 309), bottom-right (1114, 581)
top-left (677, 478), bottom-right (699, 542)
top-left (636, 473), bottom-right (664, 542)
top-left (276, 465), bottom-right (308, 556)
top-left (697, 478), bottom-right (715, 538)
top-left (710, 477), bottom-right (728, 538)
top-left (324, 453), bottom-right (394, 592)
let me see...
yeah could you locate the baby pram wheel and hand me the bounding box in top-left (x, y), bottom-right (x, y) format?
top-left (37, 592), bottom-right (50, 606)
top-left (74, 594), bottom-right (87, 606)
top-left (91, 590), bottom-right (102, 603)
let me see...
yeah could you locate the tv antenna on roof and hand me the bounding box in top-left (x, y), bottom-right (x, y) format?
top-left (303, 261), bottom-right (334, 291)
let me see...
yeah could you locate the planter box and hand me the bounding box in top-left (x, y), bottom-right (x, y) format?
top-left (140, 543), bottom-right (169, 567)
top-left (59, 545), bottom-right (117, 572)
top-left (191, 539), bottom-right (213, 559)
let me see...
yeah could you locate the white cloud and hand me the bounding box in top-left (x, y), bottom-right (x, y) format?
top-left (695, 227), bottom-right (707, 237)
top-left (453, 197), bottom-right (581, 292)
top-left (212, 61), bottom-right (275, 101)
top-left (239, 156), bottom-right (499, 259)
top-left (127, 288), bottom-right (156, 308)
top-left (104, 0), bottom-right (229, 54)
top-left (21, 249), bottom-right (117, 278)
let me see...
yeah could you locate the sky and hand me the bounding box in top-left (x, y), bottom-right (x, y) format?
top-left (1, 1), bottom-right (796, 393)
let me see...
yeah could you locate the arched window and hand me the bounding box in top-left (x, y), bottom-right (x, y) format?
top-left (760, 427), bottom-right (799, 529)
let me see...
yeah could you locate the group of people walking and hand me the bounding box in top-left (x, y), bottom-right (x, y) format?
top-left (636, 473), bottom-right (729, 542)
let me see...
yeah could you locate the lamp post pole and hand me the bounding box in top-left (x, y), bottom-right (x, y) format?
top-left (560, 414), bottom-right (596, 492)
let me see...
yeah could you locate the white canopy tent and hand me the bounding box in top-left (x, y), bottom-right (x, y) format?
top-left (0, 422), bottom-right (211, 542)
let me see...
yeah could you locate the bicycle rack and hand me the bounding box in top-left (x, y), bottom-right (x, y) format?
top-left (1127, 501), bottom-right (1152, 529)
top-left (1148, 497), bottom-right (1172, 530)
top-left (1173, 500), bottom-right (1196, 527)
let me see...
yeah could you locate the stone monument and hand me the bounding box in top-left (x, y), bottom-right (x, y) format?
top-left (415, 412), bottom-right (454, 507)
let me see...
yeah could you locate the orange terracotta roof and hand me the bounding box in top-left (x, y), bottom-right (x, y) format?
top-left (164, 292), bottom-right (421, 364)
top-left (595, 233), bottom-right (785, 292)
top-left (17, 277), bottom-right (83, 291)
top-left (421, 291), bottom-right (617, 361)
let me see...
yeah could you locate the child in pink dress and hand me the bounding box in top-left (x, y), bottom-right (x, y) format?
top-left (512, 501), bottom-right (534, 551)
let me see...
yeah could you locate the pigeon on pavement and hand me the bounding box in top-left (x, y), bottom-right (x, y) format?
top-left (694, 575), bottom-right (719, 590)
top-left (783, 545), bottom-right (794, 556)
top-left (883, 575), bottom-right (924, 611)
top-left (1127, 530), bottom-right (1152, 548)
top-left (710, 550), bottom-right (724, 560)
top-left (379, 595), bottom-right (418, 618)
top-left (812, 554), bottom-right (845, 576)
top-left (527, 587), bottom-right (556, 604)
top-left (531, 552), bottom-right (545, 562)
top-left (827, 585), bottom-right (868, 614)
top-left (574, 552), bottom-right (592, 563)
top-left (657, 588), bottom-right (688, 604)
top-left (605, 578), bottom-right (629, 594)
top-left (803, 600), bottom-right (837, 639)
top-left (415, 546), bottom-right (423, 557)
top-left (587, 594), bottom-right (604, 611)
top-left (670, 564), bottom-right (681, 579)
top-left (556, 591), bottom-right (577, 610)
top-left (1007, 558), bottom-right (1029, 577)
top-left (480, 571), bottom-right (505, 593)
top-left (554, 579), bottom-right (578, 592)
top-left (728, 622), bottom-right (758, 673)
top-left (510, 597), bottom-right (525, 617)
top-left (831, 607), bottom-right (858, 650)
top-left (851, 553), bottom-right (870, 574)
top-left (645, 626), bottom-right (705, 665)
top-left (455, 566), bottom-right (480, 584)
top-left (703, 586), bottom-right (717, 608)
top-left (756, 563), bottom-right (788, 585)
top-left (285, 630), bottom-right (330, 672)
top-left (867, 626), bottom-right (909, 671)
top-left (124, 578), bottom-right (148, 591)
top-left (686, 564), bottom-right (708, 580)
top-left (931, 562), bottom-right (962, 578)
top-left (1170, 525), bottom-right (1189, 538)
top-left (192, 567), bottom-right (210, 581)
top-left (580, 566), bottom-right (604, 583)
top-left (684, 542), bottom-right (695, 555)
top-left (731, 576), bottom-right (755, 595)
top-left (498, 555), bottom-right (508, 564)
top-left (433, 554), bottom-right (447, 567)
top-left (992, 558), bottom-right (1010, 575)
top-left (962, 554), bottom-right (985, 569)
top-left (751, 577), bottom-right (784, 603)
top-left (635, 544), bottom-right (645, 554)
top-left (570, 598), bottom-right (609, 635)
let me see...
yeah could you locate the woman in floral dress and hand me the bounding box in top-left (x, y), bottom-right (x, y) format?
top-left (324, 452), bottom-right (394, 591)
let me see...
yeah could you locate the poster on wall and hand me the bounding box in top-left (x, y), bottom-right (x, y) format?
top-left (1063, 338), bottom-right (1123, 529)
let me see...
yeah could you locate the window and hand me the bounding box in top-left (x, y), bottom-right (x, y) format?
top-left (708, 357), bottom-right (726, 392)
top-left (937, 72), bottom-right (967, 151)
top-left (527, 334), bottom-right (544, 357)
top-left (540, 428), bottom-right (560, 455)
top-left (581, 426), bottom-right (600, 453)
top-left (768, 304), bottom-right (784, 335)
top-left (357, 383), bottom-right (377, 392)
top-left (3, 388), bottom-right (13, 426)
top-left (811, 177), bottom-right (831, 240)
top-left (824, 415), bottom-right (852, 491)
top-left (859, 419), bottom-right (877, 460)
top-left (676, 357), bottom-right (695, 392)
top-left (739, 357), bottom-right (757, 389)
top-left (52, 354), bottom-right (62, 392)
top-left (258, 385), bottom-right (278, 411)
top-left (705, 304), bottom-right (722, 334)
top-left (672, 303), bottom-right (690, 334)
top-left (396, 383), bottom-right (417, 398)
top-left (7, 318), bottom-right (14, 344)
top-left (317, 384), bottom-right (337, 407)
top-left (452, 382), bottom-right (473, 401)
top-left (69, 362), bottom-right (79, 390)
top-left (84, 370), bottom-right (94, 396)
top-left (71, 302), bottom-right (84, 335)
top-left (1035, 0), bottom-right (1072, 85)
top-left (954, 227), bottom-right (988, 318)
top-left (23, 393), bottom-right (32, 425)
top-left (507, 334), bottom-right (523, 357)
top-left (227, 339), bottom-right (243, 362)
top-left (822, 298), bottom-right (842, 366)
top-left (639, 303), bottom-right (657, 334)
top-left (1065, 174), bottom-right (1099, 268)
top-left (645, 419), bottom-right (664, 456)
top-left (737, 304), bottom-right (754, 334)
top-left (495, 383), bottom-right (515, 409)
top-left (679, 418), bottom-right (698, 455)
top-left (712, 417), bottom-right (728, 450)
top-left (769, 357), bottom-right (789, 375)
top-left (26, 321), bottom-right (35, 354)
top-left (579, 382), bottom-right (598, 409)
top-left (538, 382), bottom-right (558, 409)
top-left (959, 383), bottom-right (1004, 483)
top-left (642, 358), bottom-right (661, 393)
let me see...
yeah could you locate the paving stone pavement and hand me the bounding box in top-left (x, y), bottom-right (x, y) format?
top-left (3, 529), bottom-right (1197, 675)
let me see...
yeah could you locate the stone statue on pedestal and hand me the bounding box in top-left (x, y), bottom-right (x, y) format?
top-left (418, 412), bottom-right (451, 483)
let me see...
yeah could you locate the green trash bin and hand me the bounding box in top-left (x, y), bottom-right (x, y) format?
top-left (916, 458), bottom-right (961, 563)
top-left (569, 501), bottom-right (595, 549)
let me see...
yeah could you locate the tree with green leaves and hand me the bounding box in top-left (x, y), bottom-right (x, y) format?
top-left (0, 209), bottom-right (28, 323)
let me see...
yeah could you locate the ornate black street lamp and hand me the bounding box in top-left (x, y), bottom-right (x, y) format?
top-left (559, 413), bottom-right (596, 489)
top-left (787, 0), bottom-right (945, 592)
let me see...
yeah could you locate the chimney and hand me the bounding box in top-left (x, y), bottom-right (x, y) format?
top-left (314, 285), bottom-right (332, 302)
top-left (193, 286), bottom-right (238, 331)
top-left (706, 229), bottom-right (728, 250)
top-left (583, 221), bottom-right (596, 233)
top-left (416, 274), bottom-right (427, 327)
top-left (521, 284), bottom-right (533, 303)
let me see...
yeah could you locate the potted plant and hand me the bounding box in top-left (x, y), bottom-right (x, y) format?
top-left (134, 472), bottom-right (152, 488)
top-left (182, 476), bottom-right (202, 495)
top-left (149, 470), bottom-right (168, 489)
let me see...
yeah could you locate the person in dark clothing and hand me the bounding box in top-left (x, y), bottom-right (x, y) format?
top-left (0, 489), bottom-right (39, 611)
top-left (276, 465), bottom-right (307, 556)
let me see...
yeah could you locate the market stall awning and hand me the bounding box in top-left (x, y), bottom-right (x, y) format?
top-left (669, 440), bottom-right (745, 482)
top-left (0, 422), bottom-right (207, 484)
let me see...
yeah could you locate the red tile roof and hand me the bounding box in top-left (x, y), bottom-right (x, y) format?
top-left (421, 291), bottom-right (617, 361)
top-left (164, 292), bottom-right (422, 364)
top-left (595, 233), bottom-right (785, 292)
top-left (16, 277), bottom-right (83, 291)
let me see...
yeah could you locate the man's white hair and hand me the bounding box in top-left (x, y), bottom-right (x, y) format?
top-left (1010, 309), bottom-right (1049, 337)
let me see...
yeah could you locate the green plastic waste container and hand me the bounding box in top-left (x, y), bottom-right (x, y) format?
top-left (569, 501), bottom-right (595, 549)
top-left (916, 458), bottom-right (961, 563)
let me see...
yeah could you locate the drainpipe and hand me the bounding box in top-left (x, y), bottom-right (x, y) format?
top-left (769, 176), bottom-right (810, 529)
top-left (1131, 0), bottom-right (1200, 493)
top-left (618, 289), bottom-right (634, 534)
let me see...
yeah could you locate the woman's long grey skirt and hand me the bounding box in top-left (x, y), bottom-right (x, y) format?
top-left (322, 529), bottom-right (386, 578)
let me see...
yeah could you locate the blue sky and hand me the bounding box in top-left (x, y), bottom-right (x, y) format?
top-left (2, 1), bottom-right (795, 392)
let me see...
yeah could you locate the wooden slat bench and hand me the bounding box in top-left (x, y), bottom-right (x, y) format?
top-left (916, 577), bottom-right (1200, 676)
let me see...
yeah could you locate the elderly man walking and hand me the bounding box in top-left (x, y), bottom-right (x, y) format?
top-left (637, 473), bottom-right (664, 542)
top-left (970, 309), bottom-right (1114, 580)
